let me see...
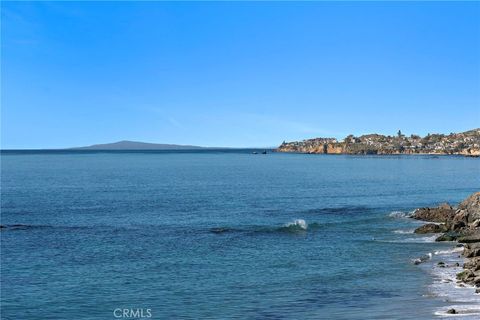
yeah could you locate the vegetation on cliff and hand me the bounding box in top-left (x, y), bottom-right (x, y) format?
top-left (278, 129), bottom-right (480, 156)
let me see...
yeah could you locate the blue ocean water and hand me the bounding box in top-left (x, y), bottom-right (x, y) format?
top-left (1, 150), bottom-right (479, 319)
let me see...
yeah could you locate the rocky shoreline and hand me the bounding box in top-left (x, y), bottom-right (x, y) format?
top-left (411, 192), bottom-right (480, 315)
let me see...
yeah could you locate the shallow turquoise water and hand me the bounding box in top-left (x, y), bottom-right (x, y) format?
top-left (1, 151), bottom-right (479, 319)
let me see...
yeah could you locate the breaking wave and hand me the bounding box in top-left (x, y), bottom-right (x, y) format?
top-left (285, 219), bottom-right (307, 229)
top-left (393, 228), bottom-right (415, 234)
top-left (434, 247), bottom-right (463, 255)
top-left (210, 219), bottom-right (321, 235)
top-left (412, 252), bottom-right (433, 265)
top-left (388, 211), bottom-right (412, 219)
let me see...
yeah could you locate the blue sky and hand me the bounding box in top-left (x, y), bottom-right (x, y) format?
top-left (2, 1), bottom-right (479, 149)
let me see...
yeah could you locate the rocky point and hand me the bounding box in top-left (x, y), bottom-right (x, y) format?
top-left (411, 192), bottom-right (480, 289)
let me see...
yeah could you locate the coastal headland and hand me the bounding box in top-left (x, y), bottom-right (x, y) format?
top-left (277, 129), bottom-right (480, 156)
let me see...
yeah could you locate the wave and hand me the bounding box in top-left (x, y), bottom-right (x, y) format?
top-left (412, 252), bottom-right (433, 265)
top-left (393, 228), bottom-right (415, 234)
top-left (403, 235), bottom-right (438, 243)
top-left (0, 224), bottom-right (51, 231)
top-left (209, 227), bottom-right (242, 234)
top-left (434, 247), bottom-right (463, 255)
top-left (210, 219), bottom-right (321, 235)
top-left (0, 224), bottom-right (141, 233)
top-left (388, 211), bottom-right (412, 219)
top-left (434, 305), bottom-right (480, 318)
top-left (421, 243), bottom-right (480, 317)
top-left (278, 219), bottom-right (308, 233)
top-left (302, 206), bottom-right (372, 215)
top-left (378, 235), bottom-right (438, 244)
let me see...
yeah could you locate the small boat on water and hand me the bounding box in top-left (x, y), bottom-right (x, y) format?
top-left (262, 150), bottom-right (267, 154)
top-left (252, 151), bottom-right (258, 154)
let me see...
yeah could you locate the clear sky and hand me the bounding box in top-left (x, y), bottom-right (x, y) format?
top-left (2, 1), bottom-right (479, 149)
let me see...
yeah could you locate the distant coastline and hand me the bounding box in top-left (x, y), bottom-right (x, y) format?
top-left (70, 140), bottom-right (205, 150)
top-left (277, 129), bottom-right (480, 157)
top-left (1, 140), bottom-right (275, 151)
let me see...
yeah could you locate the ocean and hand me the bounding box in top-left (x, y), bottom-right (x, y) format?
top-left (1, 150), bottom-right (479, 319)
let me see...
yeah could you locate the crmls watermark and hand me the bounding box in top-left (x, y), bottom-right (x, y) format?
top-left (113, 308), bottom-right (152, 318)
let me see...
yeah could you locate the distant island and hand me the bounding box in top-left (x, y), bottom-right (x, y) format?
top-left (72, 140), bottom-right (205, 150)
top-left (277, 129), bottom-right (480, 156)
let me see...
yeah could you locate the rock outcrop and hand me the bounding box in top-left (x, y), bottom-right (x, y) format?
top-left (412, 203), bottom-right (456, 223)
top-left (457, 192), bottom-right (480, 224)
top-left (414, 223), bottom-right (448, 234)
top-left (411, 192), bottom-right (480, 290)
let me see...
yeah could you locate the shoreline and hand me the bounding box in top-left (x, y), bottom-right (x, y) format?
top-left (409, 192), bottom-right (480, 316)
top-left (275, 150), bottom-right (480, 157)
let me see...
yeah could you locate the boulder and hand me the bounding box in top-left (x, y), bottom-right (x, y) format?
top-left (447, 309), bottom-right (456, 314)
top-left (457, 232), bottom-right (480, 244)
top-left (412, 204), bottom-right (456, 223)
top-left (453, 210), bottom-right (469, 225)
top-left (458, 192), bottom-right (480, 224)
top-left (457, 269), bottom-right (475, 281)
top-left (449, 220), bottom-right (466, 231)
top-left (464, 243), bottom-right (480, 258)
top-left (464, 257), bottom-right (480, 270)
top-left (472, 220), bottom-right (480, 228)
top-left (414, 223), bottom-right (448, 234)
top-left (474, 277), bottom-right (480, 285)
top-left (436, 232), bottom-right (461, 242)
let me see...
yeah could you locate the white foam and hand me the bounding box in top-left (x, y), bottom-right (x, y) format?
top-left (427, 247), bottom-right (480, 318)
top-left (434, 305), bottom-right (480, 318)
top-left (412, 252), bottom-right (433, 265)
top-left (284, 219), bottom-right (308, 230)
top-left (393, 228), bottom-right (415, 234)
top-left (402, 235), bottom-right (438, 243)
top-left (434, 247), bottom-right (464, 255)
top-left (389, 211), bottom-right (411, 218)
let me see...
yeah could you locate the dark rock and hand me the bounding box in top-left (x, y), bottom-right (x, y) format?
top-left (458, 233), bottom-right (480, 244)
top-left (414, 223), bottom-right (448, 234)
top-left (436, 232), bottom-right (461, 242)
top-left (446, 309), bottom-right (456, 314)
top-left (450, 220), bottom-right (466, 231)
top-left (412, 253), bottom-right (432, 265)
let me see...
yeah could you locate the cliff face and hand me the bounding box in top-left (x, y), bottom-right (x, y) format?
top-left (277, 129), bottom-right (480, 156)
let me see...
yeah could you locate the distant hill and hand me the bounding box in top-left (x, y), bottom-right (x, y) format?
top-left (72, 140), bottom-right (205, 150)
